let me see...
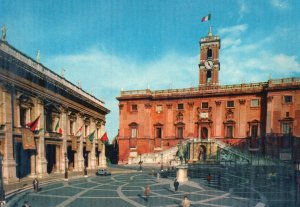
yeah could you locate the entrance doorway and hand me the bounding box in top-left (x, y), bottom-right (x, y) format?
top-left (201, 127), bottom-right (208, 139)
top-left (67, 146), bottom-right (75, 171)
top-left (15, 142), bottom-right (31, 178)
top-left (198, 145), bottom-right (207, 161)
top-left (46, 144), bottom-right (56, 174)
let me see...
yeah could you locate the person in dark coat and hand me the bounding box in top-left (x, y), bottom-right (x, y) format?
top-left (207, 173), bottom-right (212, 184)
top-left (33, 178), bottom-right (39, 192)
top-left (174, 178), bottom-right (179, 191)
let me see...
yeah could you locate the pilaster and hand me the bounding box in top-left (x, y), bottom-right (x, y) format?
top-left (35, 98), bottom-right (47, 178)
top-left (2, 85), bottom-right (18, 184)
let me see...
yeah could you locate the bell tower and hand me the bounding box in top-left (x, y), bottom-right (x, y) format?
top-left (199, 26), bottom-right (221, 86)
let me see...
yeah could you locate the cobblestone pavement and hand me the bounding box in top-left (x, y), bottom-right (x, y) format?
top-left (6, 172), bottom-right (255, 207)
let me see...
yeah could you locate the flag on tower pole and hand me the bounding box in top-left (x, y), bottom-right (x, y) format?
top-left (201, 14), bottom-right (211, 22)
top-left (100, 132), bottom-right (108, 142)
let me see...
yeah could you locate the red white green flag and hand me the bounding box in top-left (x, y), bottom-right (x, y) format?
top-left (201, 14), bottom-right (211, 22)
top-left (26, 115), bottom-right (40, 132)
top-left (100, 132), bottom-right (108, 142)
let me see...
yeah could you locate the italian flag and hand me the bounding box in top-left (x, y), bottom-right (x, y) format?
top-left (201, 14), bottom-right (211, 22)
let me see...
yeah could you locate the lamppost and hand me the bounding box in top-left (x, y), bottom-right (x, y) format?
top-left (160, 153), bottom-right (163, 171)
top-left (139, 154), bottom-right (142, 172)
top-left (64, 152), bottom-right (68, 180)
top-left (0, 153), bottom-right (5, 206)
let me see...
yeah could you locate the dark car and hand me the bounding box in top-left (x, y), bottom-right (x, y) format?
top-left (96, 169), bottom-right (111, 176)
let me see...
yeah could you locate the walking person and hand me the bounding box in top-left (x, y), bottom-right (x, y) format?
top-left (174, 178), bottom-right (179, 191)
top-left (182, 195), bottom-right (190, 207)
top-left (33, 177), bottom-right (39, 192)
top-left (22, 200), bottom-right (31, 207)
top-left (207, 173), bottom-right (212, 185)
top-left (144, 185), bottom-right (150, 201)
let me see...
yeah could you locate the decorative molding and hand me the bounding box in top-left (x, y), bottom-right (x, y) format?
top-left (166, 103), bottom-right (172, 109)
top-left (176, 112), bottom-right (184, 121)
top-left (144, 103), bottom-right (152, 109)
top-left (215, 100), bottom-right (221, 106)
top-left (267, 96), bottom-right (273, 102)
top-left (239, 99), bottom-right (246, 105)
top-left (226, 109), bottom-right (234, 120)
top-left (188, 102), bottom-right (194, 108)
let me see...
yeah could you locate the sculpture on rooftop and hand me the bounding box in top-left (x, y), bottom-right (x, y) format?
top-left (1, 24), bottom-right (6, 41)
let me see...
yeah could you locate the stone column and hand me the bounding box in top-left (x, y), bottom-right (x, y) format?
top-left (60, 109), bottom-right (68, 172)
top-left (76, 114), bottom-right (84, 171)
top-left (29, 153), bottom-right (36, 177)
top-left (89, 120), bottom-right (97, 169)
top-left (2, 85), bottom-right (18, 183)
top-left (99, 122), bottom-right (107, 168)
top-left (35, 98), bottom-right (47, 178)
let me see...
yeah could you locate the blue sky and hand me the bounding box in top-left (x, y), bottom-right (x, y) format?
top-left (1, 0), bottom-right (300, 141)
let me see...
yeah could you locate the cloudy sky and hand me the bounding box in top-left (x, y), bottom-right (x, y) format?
top-left (1, 0), bottom-right (300, 140)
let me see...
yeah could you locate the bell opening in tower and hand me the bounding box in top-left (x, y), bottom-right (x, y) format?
top-left (207, 48), bottom-right (212, 59)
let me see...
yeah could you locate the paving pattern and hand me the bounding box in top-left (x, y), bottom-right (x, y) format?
top-left (7, 172), bottom-right (258, 207)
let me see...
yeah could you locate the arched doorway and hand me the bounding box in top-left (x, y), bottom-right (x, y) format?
top-left (46, 144), bottom-right (56, 174)
top-left (201, 127), bottom-right (208, 139)
top-left (198, 145), bottom-right (207, 161)
top-left (15, 142), bottom-right (31, 178)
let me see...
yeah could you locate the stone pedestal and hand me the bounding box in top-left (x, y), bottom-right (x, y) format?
top-left (176, 164), bottom-right (188, 183)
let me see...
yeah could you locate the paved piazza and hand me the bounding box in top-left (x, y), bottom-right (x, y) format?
top-left (7, 172), bottom-right (255, 207)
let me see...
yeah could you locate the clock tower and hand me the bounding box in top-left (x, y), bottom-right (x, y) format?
top-left (199, 26), bottom-right (221, 86)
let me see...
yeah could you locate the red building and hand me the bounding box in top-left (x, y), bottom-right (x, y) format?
top-left (117, 28), bottom-right (300, 164)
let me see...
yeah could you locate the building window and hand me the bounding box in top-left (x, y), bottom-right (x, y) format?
top-left (70, 121), bottom-right (74, 135)
top-left (227, 101), bottom-right (234, 108)
top-left (207, 48), bottom-right (212, 59)
top-left (178, 103), bottom-right (184, 110)
top-left (282, 123), bottom-right (292, 134)
top-left (251, 99), bottom-right (260, 107)
top-left (177, 127), bottom-right (184, 139)
top-left (156, 127), bottom-right (162, 138)
top-left (85, 125), bottom-right (89, 137)
top-left (131, 104), bottom-right (138, 111)
top-left (284, 96), bottom-right (292, 104)
top-left (131, 128), bottom-right (137, 138)
top-left (20, 107), bottom-right (27, 127)
top-left (226, 126), bottom-right (233, 138)
top-left (251, 125), bottom-right (258, 138)
top-left (202, 102), bottom-right (209, 109)
top-left (156, 105), bottom-right (163, 113)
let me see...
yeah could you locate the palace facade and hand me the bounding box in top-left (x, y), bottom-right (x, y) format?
top-left (117, 28), bottom-right (300, 164)
top-left (0, 39), bottom-right (110, 183)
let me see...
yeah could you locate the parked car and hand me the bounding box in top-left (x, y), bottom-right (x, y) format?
top-left (96, 169), bottom-right (111, 176)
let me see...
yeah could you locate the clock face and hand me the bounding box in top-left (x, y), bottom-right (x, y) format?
top-left (205, 60), bottom-right (213, 69)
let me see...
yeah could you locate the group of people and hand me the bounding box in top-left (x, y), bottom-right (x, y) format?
top-left (143, 178), bottom-right (191, 206)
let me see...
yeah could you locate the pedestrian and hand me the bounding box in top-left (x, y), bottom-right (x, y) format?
top-left (174, 178), bottom-right (179, 191)
top-left (182, 195), bottom-right (190, 207)
top-left (33, 177), bottom-right (39, 192)
top-left (207, 173), bottom-right (212, 184)
top-left (22, 200), bottom-right (31, 207)
top-left (157, 172), bottom-right (160, 180)
top-left (144, 185), bottom-right (150, 201)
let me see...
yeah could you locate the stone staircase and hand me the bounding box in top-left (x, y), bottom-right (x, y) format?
top-left (128, 138), bottom-right (284, 166)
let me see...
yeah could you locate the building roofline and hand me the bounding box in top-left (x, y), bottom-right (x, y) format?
top-left (0, 40), bottom-right (108, 111)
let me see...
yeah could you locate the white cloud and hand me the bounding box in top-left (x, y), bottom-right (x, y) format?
top-left (238, 0), bottom-right (249, 21)
top-left (218, 24), bottom-right (248, 35)
top-left (270, 0), bottom-right (290, 10)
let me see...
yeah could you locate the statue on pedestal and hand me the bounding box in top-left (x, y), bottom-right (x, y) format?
top-left (176, 142), bottom-right (188, 165)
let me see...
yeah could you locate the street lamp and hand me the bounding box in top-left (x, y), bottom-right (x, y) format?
top-left (64, 152), bottom-right (68, 180)
top-left (139, 154), bottom-right (142, 172)
top-left (0, 153), bottom-right (5, 206)
top-left (160, 153), bottom-right (163, 171)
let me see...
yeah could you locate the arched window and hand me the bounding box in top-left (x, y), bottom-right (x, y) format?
top-left (207, 48), bottom-right (212, 59)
